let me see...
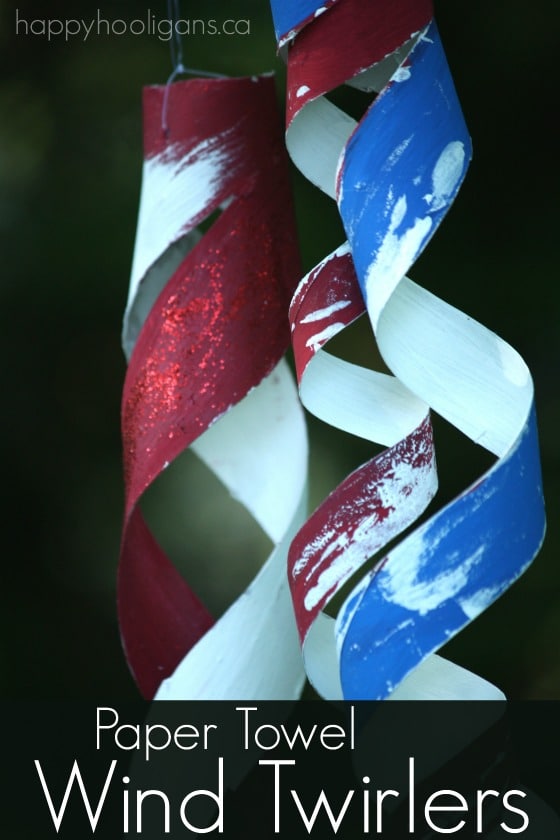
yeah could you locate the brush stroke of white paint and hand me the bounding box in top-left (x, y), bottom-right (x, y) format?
top-left (423, 141), bottom-right (465, 212)
top-left (301, 299), bottom-right (351, 323)
top-left (127, 135), bottom-right (232, 315)
top-left (459, 583), bottom-right (503, 620)
top-left (392, 66), bottom-right (411, 83)
top-left (302, 456), bottom-right (436, 612)
top-left (305, 322), bottom-right (347, 352)
top-left (292, 528), bottom-right (337, 579)
top-left (386, 136), bottom-right (413, 168)
top-left (366, 142), bottom-right (465, 328)
top-left (378, 544), bottom-right (486, 616)
top-left (291, 241), bottom-right (352, 315)
top-left (365, 194), bottom-right (432, 328)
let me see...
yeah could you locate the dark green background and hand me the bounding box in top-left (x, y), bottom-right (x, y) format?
top-left (0, 0), bottom-right (558, 699)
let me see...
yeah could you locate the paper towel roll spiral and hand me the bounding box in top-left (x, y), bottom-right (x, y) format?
top-left (119, 75), bottom-right (307, 699)
top-left (270, 0), bottom-right (546, 699)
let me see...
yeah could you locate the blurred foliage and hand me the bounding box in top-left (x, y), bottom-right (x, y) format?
top-left (0, 0), bottom-right (558, 699)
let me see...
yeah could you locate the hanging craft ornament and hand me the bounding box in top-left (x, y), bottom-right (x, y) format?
top-left (269, 0), bottom-right (546, 699)
top-left (119, 72), bottom-right (308, 699)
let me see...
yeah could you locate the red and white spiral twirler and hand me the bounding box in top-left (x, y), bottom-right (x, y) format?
top-left (119, 76), bottom-right (308, 699)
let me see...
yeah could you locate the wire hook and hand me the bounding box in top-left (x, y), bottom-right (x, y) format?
top-left (162, 0), bottom-right (227, 138)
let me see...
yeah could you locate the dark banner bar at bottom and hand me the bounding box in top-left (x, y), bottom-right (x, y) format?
top-left (5, 701), bottom-right (559, 838)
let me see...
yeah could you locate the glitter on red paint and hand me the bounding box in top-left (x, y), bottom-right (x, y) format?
top-left (119, 75), bottom-right (302, 698)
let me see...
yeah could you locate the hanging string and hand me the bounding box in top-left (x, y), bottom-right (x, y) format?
top-left (161, 0), bottom-right (227, 137)
top-left (167, 0), bottom-right (185, 78)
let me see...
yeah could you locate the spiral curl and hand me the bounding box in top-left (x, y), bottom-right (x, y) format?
top-left (270, 0), bottom-right (546, 699)
top-left (119, 76), bottom-right (307, 699)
